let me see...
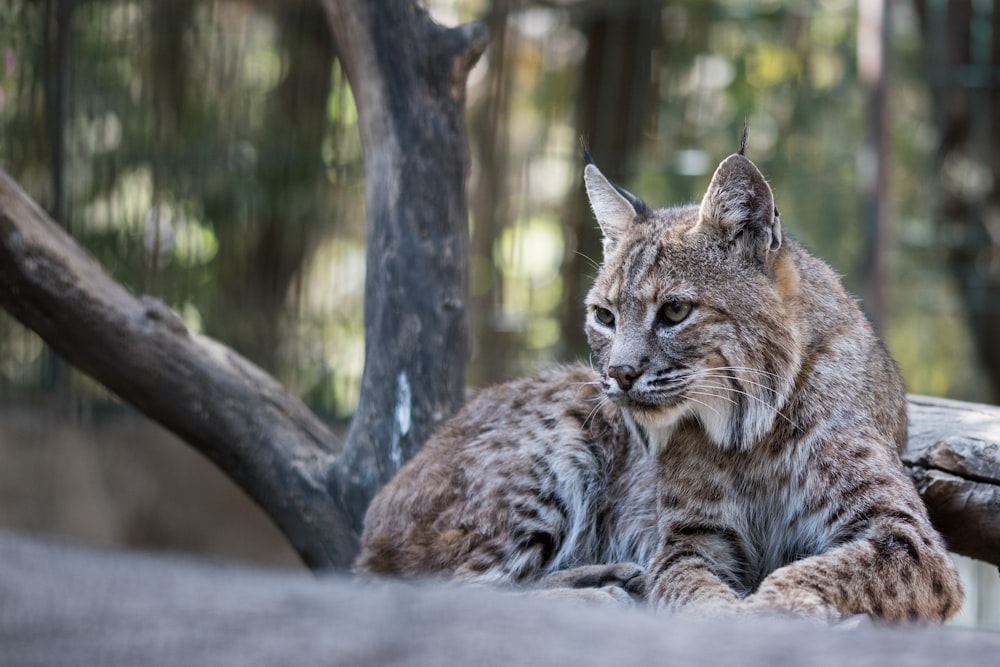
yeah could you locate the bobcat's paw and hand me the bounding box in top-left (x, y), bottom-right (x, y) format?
top-left (833, 614), bottom-right (873, 631)
top-left (740, 590), bottom-right (843, 625)
top-left (541, 562), bottom-right (645, 595)
top-left (532, 584), bottom-right (637, 607)
top-left (673, 597), bottom-right (742, 620)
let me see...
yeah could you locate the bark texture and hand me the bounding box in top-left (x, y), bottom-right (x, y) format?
top-left (904, 395), bottom-right (1000, 565)
top-left (321, 0), bottom-right (488, 528)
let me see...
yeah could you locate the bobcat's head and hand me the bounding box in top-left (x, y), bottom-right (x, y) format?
top-left (583, 150), bottom-right (802, 452)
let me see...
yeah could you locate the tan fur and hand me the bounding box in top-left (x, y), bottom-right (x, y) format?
top-left (773, 251), bottom-right (801, 305)
top-left (356, 150), bottom-right (963, 623)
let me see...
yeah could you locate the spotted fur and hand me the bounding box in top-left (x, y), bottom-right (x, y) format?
top-left (357, 367), bottom-right (659, 591)
top-left (355, 149), bottom-right (964, 623)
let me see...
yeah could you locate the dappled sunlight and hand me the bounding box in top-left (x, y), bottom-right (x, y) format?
top-left (289, 237), bottom-right (367, 417)
top-left (0, 0), bottom-right (991, 412)
top-left (79, 166), bottom-right (153, 235)
top-left (0, 325), bottom-right (44, 385)
top-left (887, 269), bottom-right (990, 402)
top-left (493, 216), bottom-right (565, 354)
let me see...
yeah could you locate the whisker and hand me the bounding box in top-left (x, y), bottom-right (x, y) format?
top-left (575, 250), bottom-right (602, 272)
top-left (692, 368), bottom-right (780, 386)
top-left (682, 367), bottom-right (785, 399)
top-left (687, 389), bottom-right (739, 408)
top-left (583, 395), bottom-right (611, 427)
top-left (568, 380), bottom-right (603, 388)
top-left (706, 366), bottom-right (783, 380)
top-left (695, 381), bottom-right (800, 430)
top-left (693, 372), bottom-right (781, 396)
top-left (682, 393), bottom-right (725, 420)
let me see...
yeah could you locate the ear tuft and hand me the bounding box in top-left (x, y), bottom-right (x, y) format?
top-left (738, 120), bottom-right (749, 156)
top-left (581, 138), bottom-right (596, 167)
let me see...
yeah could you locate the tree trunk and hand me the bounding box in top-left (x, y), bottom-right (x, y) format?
top-left (321, 0), bottom-right (488, 526)
top-left (559, 3), bottom-right (660, 361)
top-left (467, 0), bottom-right (513, 386)
top-left (0, 0), bottom-right (488, 571)
top-left (857, 0), bottom-right (890, 332)
top-left (913, 0), bottom-right (1000, 399)
top-left (214, 1), bottom-right (336, 373)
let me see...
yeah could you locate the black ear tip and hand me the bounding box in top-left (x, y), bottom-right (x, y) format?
top-left (581, 145), bottom-right (651, 218)
top-left (616, 184), bottom-right (652, 218)
top-left (738, 121), bottom-right (749, 156)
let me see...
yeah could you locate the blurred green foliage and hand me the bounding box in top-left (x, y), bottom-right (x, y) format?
top-left (0, 0), bottom-right (992, 417)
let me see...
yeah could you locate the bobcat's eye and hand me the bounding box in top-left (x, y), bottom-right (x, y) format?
top-left (660, 300), bottom-right (692, 325)
top-left (594, 307), bottom-right (615, 327)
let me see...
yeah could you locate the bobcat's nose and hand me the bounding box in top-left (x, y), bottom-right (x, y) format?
top-left (608, 364), bottom-right (641, 391)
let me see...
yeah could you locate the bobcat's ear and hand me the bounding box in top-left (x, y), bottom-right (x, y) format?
top-left (584, 158), bottom-right (647, 256)
top-left (697, 154), bottom-right (782, 261)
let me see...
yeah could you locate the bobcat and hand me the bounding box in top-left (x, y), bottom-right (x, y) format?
top-left (356, 140), bottom-right (964, 623)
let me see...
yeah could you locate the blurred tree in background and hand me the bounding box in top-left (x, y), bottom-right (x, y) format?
top-left (0, 0), bottom-right (996, 418)
top-left (913, 0), bottom-right (1000, 404)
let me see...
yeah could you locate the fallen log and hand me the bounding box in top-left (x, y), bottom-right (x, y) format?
top-left (904, 395), bottom-right (1000, 565)
top-left (1, 531), bottom-right (998, 667)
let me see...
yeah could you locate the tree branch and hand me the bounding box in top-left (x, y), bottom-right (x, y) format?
top-left (0, 169), bottom-right (355, 569)
top-left (0, 0), bottom-right (489, 571)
